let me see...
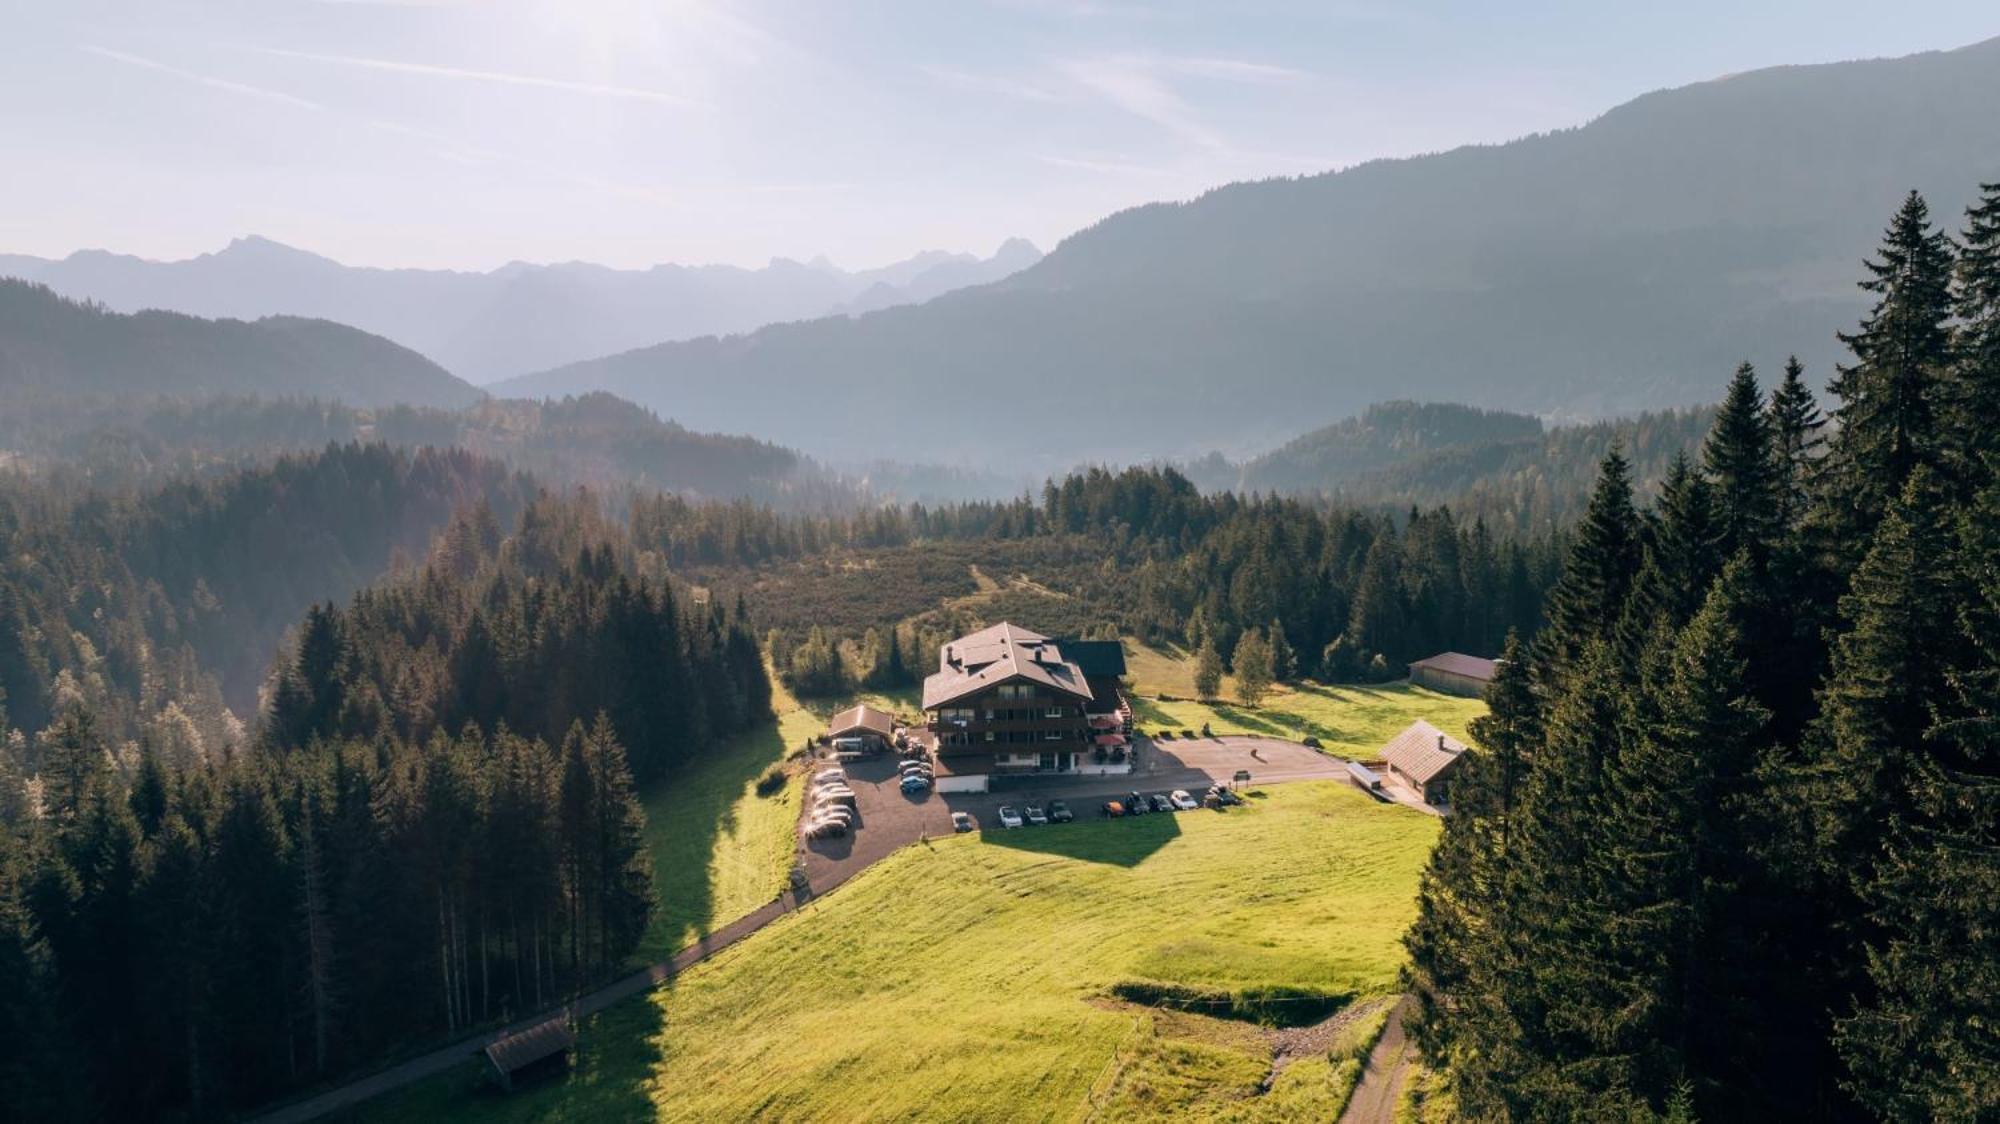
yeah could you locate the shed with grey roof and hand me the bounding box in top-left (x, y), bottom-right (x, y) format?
top-left (1408, 652), bottom-right (1499, 697)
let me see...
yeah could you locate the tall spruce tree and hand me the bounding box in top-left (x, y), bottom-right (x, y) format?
top-left (1769, 356), bottom-right (1827, 530)
top-left (1532, 446), bottom-right (1642, 690)
top-left (1819, 191), bottom-right (1956, 558)
top-left (1705, 363), bottom-right (1780, 560)
top-left (1835, 464), bottom-right (2000, 1121)
top-left (1943, 182), bottom-right (2000, 496)
top-left (1405, 632), bottom-right (1538, 1113)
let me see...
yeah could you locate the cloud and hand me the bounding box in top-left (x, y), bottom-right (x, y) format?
top-left (81, 45), bottom-right (327, 112)
top-left (1054, 52), bottom-right (1311, 151)
top-left (920, 64), bottom-right (1062, 103)
top-left (248, 46), bottom-right (706, 107)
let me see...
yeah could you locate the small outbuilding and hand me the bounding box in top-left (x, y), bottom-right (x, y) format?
top-left (1408, 652), bottom-right (1498, 697)
top-left (826, 704), bottom-right (898, 751)
top-left (483, 1015), bottom-right (575, 1092)
top-left (1379, 720), bottom-right (1468, 806)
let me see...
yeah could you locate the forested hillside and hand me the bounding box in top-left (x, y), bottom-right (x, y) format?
top-left (1404, 185), bottom-right (2000, 1120)
top-left (0, 492), bottom-right (768, 1119)
top-left (1180, 400), bottom-right (1720, 531)
top-left (0, 280), bottom-right (482, 409)
top-left (0, 391), bottom-right (842, 504)
top-left (492, 37), bottom-right (2000, 466)
top-left (0, 444), bottom-right (534, 740)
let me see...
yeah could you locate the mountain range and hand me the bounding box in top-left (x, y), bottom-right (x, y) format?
top-left (0, 279), bottom-right (481, 409)
top-left (0, 236), bottom-right (1042, 386)
top-left (489, 36), bottom-right (2000, 469)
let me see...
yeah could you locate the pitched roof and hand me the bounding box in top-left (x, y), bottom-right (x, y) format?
top-left (484, 1016), bottom-right (575, 1075)
top-left (922, 621), bottom-right (1094, 710)
top-left (1409, 652), bottom-right (1498, 682)
top-left (827, 704), bottom-right (897, 738)
top-left (1062, 639), bottom-right (1129, 678)
top-left (1379, 719), bottom-right (1468, 785)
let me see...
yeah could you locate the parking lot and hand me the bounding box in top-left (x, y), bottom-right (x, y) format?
top-left (796, 734), bottom-right (1351, 894)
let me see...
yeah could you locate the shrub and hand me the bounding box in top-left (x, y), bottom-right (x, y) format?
top-left (754, 765), bottom-right (788, 797)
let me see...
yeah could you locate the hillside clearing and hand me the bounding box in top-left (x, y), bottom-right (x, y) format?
top-left (358, 781), bottom-right (1437, 1122)
top-left (1123, 642), bottom-right (1485, 759)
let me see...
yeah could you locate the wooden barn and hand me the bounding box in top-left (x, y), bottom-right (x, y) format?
top-left (1408, 652), bottom-right (1498, 697)
top-left (826, 704), bottom-right (898, 752)
top-left (483, 1015), bottom-right (575, 1092)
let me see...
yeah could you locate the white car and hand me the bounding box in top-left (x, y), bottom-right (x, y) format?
top-left (996, 805), bottom-right (1025, 829)
top-left (813, 768), bottom-right (847, 785)
top-left (806, 818), bottom-right (848, 839)
top-left (1169, 789), bottom-right (1199, 811)
top-left (1025, 805), bottom-right (1049, 825)
top-left (818, 788), bottom-right (858, 807)
top-left (814, 804), bottom-right (855, 823)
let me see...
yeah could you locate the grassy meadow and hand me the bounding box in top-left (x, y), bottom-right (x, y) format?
top-left (1123, 641), bottom-right (1486, 759)
top-left (631, 672), bottom-right (922, 964)
top-left (359, 781), bottom-right (1438, 1123)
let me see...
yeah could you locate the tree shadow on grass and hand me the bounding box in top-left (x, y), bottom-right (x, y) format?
top-left (1204, 704), bottom-right (1295, 738)
top-left (979, 810), bottom-right (1181, 867)
top-left (355, 994), bottom-right (667, 1123)
top-left (634, 719), bottom-right (794, 965)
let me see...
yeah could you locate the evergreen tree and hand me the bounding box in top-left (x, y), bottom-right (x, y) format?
top-left (1625, 452), bottom-right (1719, 631)
top-left (1265, 618), bottom-right (1298, 683)
top-left (1943, 182), bottom-right (2000, 496)
top-left (1231, 629), bottom-right (1275, 707)
top-left (1533, 447), bottom-right (1642, 689)
top-left (1768, 356), bottom-right (1826, 530)
top-left (1836, 466), bottom-right (2000, 1121)
top-left (1193, 637), bottom-right (1223, 700)
top-left (1819, 191), bottom-right (1956, 556)
top-left (1704, 362), bottom-right (1780, 559)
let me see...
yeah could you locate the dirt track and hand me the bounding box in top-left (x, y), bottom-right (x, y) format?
top-left (1339, 995), bottom-right (1416, 1124)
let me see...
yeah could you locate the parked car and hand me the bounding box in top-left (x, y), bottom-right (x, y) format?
top-left (1025, 805), bottom-right (1049, 826)
top-left (899, 761), bottom-right (933, 777)
top-left (900, 774), bottom-right (932, 794)
top-left (1301, 736), bottom-right (1323, 749)
top-left (1169, 789), bottom-right (1199, 811)
top-left (1048, 800), bottom-right (1074, 823)
top-left (818, 789), bottom-right (857, 807)
top-left (996, 805), bottom-right (1025, 829)
top-left (1148, 794), bottom-right (1172, 814)
top-left (1102, 800), bottom-right (1126, 818)
top-left (951, 811), bottom-right (975, 833)
top-left (1202, 791), bottom-right (1224, 809)
top-left (1125, 792), bottom-right (1148, 814)
top-left (1212, 787), bottom-right (1243, 806)
top-left (806, 819), bottom-right (848, 839)
top-left (831, 736), bottom-right (870, 754)
top-left (814, 805), bottom-right (855, 825)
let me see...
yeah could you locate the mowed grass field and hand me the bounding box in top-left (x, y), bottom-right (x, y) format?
top-left (632, 673), bottom-right (923, 964)
top-left (359, 781), bottom-right (1438, 1123)
top-left (1124, 640), bottom-right (1486, 759)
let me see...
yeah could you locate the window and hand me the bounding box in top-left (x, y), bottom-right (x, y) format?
top-left (1044, 706), bottom-right (1066, 719)
top-left (984, 731), bottom-right (996, 742)
top-left (1043, 730), bottom-right (1064, 741)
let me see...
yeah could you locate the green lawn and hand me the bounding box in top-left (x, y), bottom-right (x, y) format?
top-left (1123, 641), bottom-right (1486, 760)
top-left (359, 782), bottom-right (1437, 1122)
top-left (632, 672), bottom-right (926, 965)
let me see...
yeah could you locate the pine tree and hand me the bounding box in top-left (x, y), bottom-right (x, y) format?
top-left (1533, 446), bottom-right (1642, 689)
top-left (1705, 362), bottom-right (1780, 560)
top-left (1193, 637), bottom-right (1223, 700)
top-left (1405, 632), bottom-right (1537, 1110)
top-left (1625, 452), bottom-right (1719, 632)
top-left (1769, 356), bottom-right (1826, 530)
top-left (1265, 618), bottom-right (1297, 683)
top-left (1943, 182), bottom-right (2000, 496)
top-left (584, 715), bottom-right (653, 970)
top-left (1819, 191), bottom-right (1956, 556)
top-left (1231, 629), bottom-right (1274, 707)
top-left (1836, 465), bottom-right (2000, 1120)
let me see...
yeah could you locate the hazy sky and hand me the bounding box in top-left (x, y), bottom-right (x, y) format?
top-left (6, 1), bottom-right (1997, 271)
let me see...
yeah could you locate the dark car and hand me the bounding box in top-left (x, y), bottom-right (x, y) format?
top-left (1125, 791), bottom-right (1148, 814)
top-left (1048, 800), bottom-right (1074, 823)
top-left (1148, 793), bottom-right (1172, 813)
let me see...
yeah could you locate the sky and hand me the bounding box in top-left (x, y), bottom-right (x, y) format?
top-left (5, 1), bottom-right (1998, 272)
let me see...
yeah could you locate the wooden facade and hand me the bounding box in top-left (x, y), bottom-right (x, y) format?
top-left (923, 623), bottom-right (1098, 783)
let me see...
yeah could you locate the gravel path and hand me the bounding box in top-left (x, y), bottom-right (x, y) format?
top-left (1338, 995), bottom-right (1416, 1124)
